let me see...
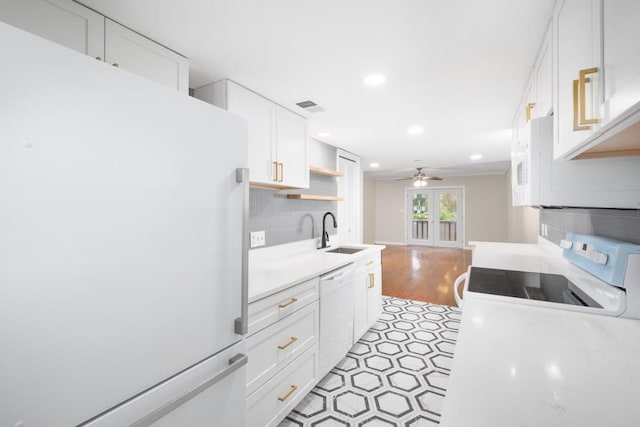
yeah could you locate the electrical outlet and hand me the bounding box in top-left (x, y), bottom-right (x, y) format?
top-left (250, 231), bottom-right (265, 248)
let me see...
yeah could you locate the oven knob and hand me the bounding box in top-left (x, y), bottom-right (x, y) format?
top-left (559, 239), bottom-right (573, 249)
top-left (587, 250), bottom-right (608, 265)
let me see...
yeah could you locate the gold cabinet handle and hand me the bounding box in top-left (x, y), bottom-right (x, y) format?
top-left (278, 162), bottom-right (284, 182)
top-left (273, 161), bottom-right (279, 182)
top-left (578, 67), bottom-right (598, 126)
top-left (367, 273), bottom-right (375, 288)
top-left (365, 260), bottom-right (374, 266)
top-left (572, 79), bottom-right (590, 131)
top-left (277, 336), bottom-right (298, 350)
top-left (277, 385), bottom-right (298, 402)
top-left (112, 63), bottom-right (119, 68)
top-left (525, 102), bottom-right (536, 122)
top-left (278, 297), bottom-right (298, 309)
top-left (95, 56), bottom-right (102, 61)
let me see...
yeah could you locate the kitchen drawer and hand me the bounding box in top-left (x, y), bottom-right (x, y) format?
top-left (246, 345), bottom-right (319, 427)
top-left (248, 276), bottom-right (319, 335)
top-left (246, 300), bottom-right (319, 396)
top-left (354, 250), bottom-right (381, 272)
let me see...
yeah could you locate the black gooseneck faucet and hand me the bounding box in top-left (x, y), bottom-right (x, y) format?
top-left (320, 212), bottom-right (337, 249)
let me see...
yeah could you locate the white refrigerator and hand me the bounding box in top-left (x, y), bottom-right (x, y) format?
top-left (0, 22), bottom-right (249, 426)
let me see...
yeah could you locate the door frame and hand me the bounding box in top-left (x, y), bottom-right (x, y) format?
top-left (404, 186), bottom-right (465, 248)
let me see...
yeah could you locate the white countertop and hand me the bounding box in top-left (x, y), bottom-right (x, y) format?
top-left (441, 239), bottom-right (640, 426)
top-left (440, 299), bottom-right (640, 427)
top-left (248, 239), bottom-right (385, 302)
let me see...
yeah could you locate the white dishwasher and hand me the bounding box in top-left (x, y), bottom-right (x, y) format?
top-left (319, 264), bottom-right (355, 379)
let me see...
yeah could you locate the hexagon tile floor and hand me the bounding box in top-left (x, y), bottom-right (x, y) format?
top-left (279, 296), bottom-right (461, 427)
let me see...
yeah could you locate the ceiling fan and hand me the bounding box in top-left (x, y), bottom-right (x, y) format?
top-left (395, 167), bottom-right (443, 187)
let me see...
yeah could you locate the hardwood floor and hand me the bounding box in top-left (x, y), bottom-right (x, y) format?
top-left (381, 245), bottom-right (472, 307)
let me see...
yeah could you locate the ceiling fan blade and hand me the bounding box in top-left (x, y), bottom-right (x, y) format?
top-left (426, 176), bottom-right (443, 181)
top-left (394, 177), bottom-right (414, 181)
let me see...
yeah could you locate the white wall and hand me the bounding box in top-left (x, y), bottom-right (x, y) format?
top-left (370, 173), bottom-right (511, 245)
top-left (363, 177), bottom-right (376, 244)
top-left (506, 167), bottom-right (540, 243)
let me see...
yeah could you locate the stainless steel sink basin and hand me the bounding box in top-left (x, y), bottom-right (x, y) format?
top-left (326, 247), bottom-right (365, 255)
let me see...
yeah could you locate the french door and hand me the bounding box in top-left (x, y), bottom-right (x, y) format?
top-left (406, 188), bottom-right (463, 248)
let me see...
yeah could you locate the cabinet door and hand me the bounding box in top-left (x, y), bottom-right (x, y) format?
top-left (602, 0), bottom-right (640, 123)
top-left (353, 269), bottom-right (368, 342)
top-left (554, 0), bottom-right (602, 159)
top-left (104, 19), bottom-right (189, 93)
top-left (275, 106), bottom-right (309, 188)
top-left (226, 81), bottom-right (277, 185)
top-left (366, 265), bottom-right (382, 325)
top-left (535, 26), bottom-right (553, 117)
top-left (0, 0), bottom-right (104, 58)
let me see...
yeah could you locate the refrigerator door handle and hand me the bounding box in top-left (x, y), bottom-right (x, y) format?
top-left (130, 353), bottom-right (248, 427)
top-left (234, 167), bottom-right (250, 335)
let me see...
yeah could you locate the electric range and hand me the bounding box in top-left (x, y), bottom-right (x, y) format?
top-left (455, 234), bottom-right (640, 318)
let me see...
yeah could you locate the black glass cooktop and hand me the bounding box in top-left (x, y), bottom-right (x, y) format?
top-left (467, 267), bottom-right (602, 308)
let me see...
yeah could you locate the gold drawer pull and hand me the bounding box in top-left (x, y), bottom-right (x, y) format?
top-left (572, 79), bottom-right (589, 131)
top-left (525, 102), bottom-right (536, 122)
top-left (112, 62), bottom-right (119, 68)
top-left (95, 56), bottom-right (102, 61)
top-left (277, 385), bottom-right (298, 402)
top-left (278, 336), bottom-right (298, 350)
top-left (368, 273), bottom-right (375, 288)
top-left (578, 67), bottom-right (598, 126)
top-left (278, 298), bottom-right (298, 309)
top-left (365, 260), bottom-right (374, 266)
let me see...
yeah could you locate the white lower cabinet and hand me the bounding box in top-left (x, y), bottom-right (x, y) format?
top-left (354, 251), bottom-right (383, 342)
top-left (246, 279), bottom-right (320, 426)
top-left (246, 345), bottom-right (318, 427)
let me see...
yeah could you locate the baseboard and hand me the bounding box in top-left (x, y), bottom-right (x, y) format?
top-left (375, 241), bottom-right (407, 246)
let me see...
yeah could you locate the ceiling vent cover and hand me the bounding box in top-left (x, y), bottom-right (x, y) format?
top-left (296, 100), bottom-right (325, 113)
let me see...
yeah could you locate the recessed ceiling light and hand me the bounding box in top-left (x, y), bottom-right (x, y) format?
top-left (316, 131), bottom-right (330, 138)
top-left (407, 126), bottom-right (424, 135)
top-left (370, 162), bottom-right (380, 168)
top-left (470, 154), bottom-right (483, 161)
top-left (363, 74), bottom-right (387, 87)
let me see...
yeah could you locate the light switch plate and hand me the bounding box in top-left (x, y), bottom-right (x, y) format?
top-left (251, 231), bottom-right (265, 248)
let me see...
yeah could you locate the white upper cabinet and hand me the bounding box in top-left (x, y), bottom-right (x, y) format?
top-left (275, 106), bottom-right (309, 189)
top-left (226, 81), bottom-right (277, 184)
top-left (553, 0), bottom-right (640, 159)
top-left (194, 80), bottom-right (309, 189)
top-left (601, 0), bottom-right (640, 126)
top-left (553, 0), bottom-right (602, 159)
top-left (105, 19), bottom-right (189, 93)
top-left (535, 26), bottom-right (553, 118)
top-left (0, 0), bottom-right (104, 58)
top-left (0, 0), bottom-right (188, 93)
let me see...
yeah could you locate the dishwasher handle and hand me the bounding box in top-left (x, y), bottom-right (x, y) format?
top-left (453, 272), bottom-right (467, 308)
top-left (321, 264), bottom-right (354, 282)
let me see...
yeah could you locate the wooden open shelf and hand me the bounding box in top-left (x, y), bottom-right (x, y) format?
top-left (309, 165), bottom-right (344, 177)
top-left (286, 194), bottom-right (344, 201)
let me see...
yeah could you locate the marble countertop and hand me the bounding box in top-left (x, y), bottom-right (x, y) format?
top-left (441, 239), bottom-right (640, 426)
top-left (248, 240), bottom-right (385, 303)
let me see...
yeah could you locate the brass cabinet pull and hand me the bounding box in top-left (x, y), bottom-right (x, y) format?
top-left (578, 67), bottom-right (598, 126)
top-left (278, 162), bottom-right (284, 182)
top-left (277, 336), bottom-right (298, 350)
top-left (525, 102), bottom-right (536, 122)
top-left (273, 161), bottom-right (279, 182)
top-left (95, 56), bottom-right (102, 61)
top-left (572, 79), bottom-right (590, 131)
top-left (112, 63), bottom-right (119, 68)
top-left (278, 297), bottom-right (298, 309)
top-left (367, 273), bottom-right (375, 288)
top-left (277, 385), bottom-right (298, 402)
top-left (365, 260), bottom-right (374, 266)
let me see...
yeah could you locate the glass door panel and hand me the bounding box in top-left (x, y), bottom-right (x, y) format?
top-left (434, 189), bottom-right (463, 247)
top-left (407, 190), bottom-right (433, 246)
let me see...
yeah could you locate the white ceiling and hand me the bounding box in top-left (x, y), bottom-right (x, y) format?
top-left (80, 0), bottom-right (555, 177)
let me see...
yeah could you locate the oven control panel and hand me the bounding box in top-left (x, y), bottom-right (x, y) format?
top-left (562, 233), bottom-right (640, 287)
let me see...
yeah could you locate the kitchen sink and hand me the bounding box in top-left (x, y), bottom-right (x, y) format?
top-left (326, 247), bottom-right (365, 255)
